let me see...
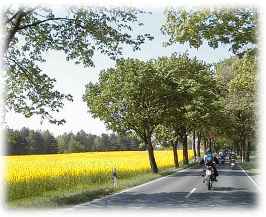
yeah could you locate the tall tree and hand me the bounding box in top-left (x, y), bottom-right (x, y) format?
top-left (154, 54), bottom-right (216, 164)
top-left (27, 130), bottom-right (45, 154)
top-left (75, 130), bottom-right (89, 151)
top-left (84, 58), bottom-right (171, 173)
top-left (216, 53), bottom-right (256, 161)
top-left (3, 7), bottom-right (153, 124)
top-left (6, 129), bottom-right (27, 154)
top-left (42, 130), bottom-right (58, 154)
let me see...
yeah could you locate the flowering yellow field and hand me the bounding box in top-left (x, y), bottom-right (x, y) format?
top-left (5, 150), bottom-right (193, 201)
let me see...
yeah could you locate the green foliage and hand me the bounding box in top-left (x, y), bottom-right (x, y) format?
top-left (154, 53), bottom-right (218, 140)
top-left (215, 53), bottom-right (256, 156)
top-left (162, 8), bottom-right (257, 57)
top-left (6, 128), bottom-right (28, 154)
top-left (6, 127), bottom-right (58, 155)
top-left (229, 54), bottom-right (256, 94)
top-left (84, 58), bottom-right (166, 141)
top-left (6, 127), bottom-right (141, 155)
top-left (84, 53), bottom-right (218, 167)
top-left (3, 7), bottom-right (153, 124)
top-left (154, 125), bottom-right (177, 148)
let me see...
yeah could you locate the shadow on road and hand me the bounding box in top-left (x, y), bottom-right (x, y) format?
top-left (171, 170), bottom-right (249, 177)
top-left (87, 191), bottom-right (258, 208)
top-left (212, 187), bottom-right (246, 191)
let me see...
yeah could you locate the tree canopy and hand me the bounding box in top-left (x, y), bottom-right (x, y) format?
top-left (162, 8), bottom-right (257, 57)
top-left (84, 58), bottom-right (169, 173)
top-left (215, 52), bottom-right (256, 160)
top-left (3, 7), bottom-right (153, 124)
top-left (84, 53), bottom-right (219, 172)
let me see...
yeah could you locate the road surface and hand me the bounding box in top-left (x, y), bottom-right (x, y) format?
top-left (74, 162), bottom-right (259, 209)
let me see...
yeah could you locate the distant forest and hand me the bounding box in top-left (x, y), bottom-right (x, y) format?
top-left (6, 127), bottom-right (143, 155)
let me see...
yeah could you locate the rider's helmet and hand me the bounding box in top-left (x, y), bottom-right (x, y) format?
top-left (206, 154), bottom-right (213, 162)
top-left (206, 148), bottom-right (213, 162)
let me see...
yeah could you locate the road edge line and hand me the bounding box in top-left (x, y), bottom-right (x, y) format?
top-left (239, 165), bottom-right (259, 190)
top-left (74, 167), bottom-right (190, 207)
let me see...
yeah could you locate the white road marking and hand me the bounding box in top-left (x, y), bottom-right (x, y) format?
top-left (185, 187), bottom-right (197, 198)
top-left (75, 167), bottom-right (189, 207)
top-left (117, 168), bottom-right (188, 194)
top-left (239, 165), bottom-right (259, 190)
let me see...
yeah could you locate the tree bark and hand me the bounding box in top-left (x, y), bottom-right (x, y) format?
top-left (241, 144), bottom-right (244, 163)
top-left (192, 130), bottom-right (196, 159)
top-left (196, 131), bottom-right (201, 157)
top-left (5, 10), bottom-right (26, 53)
top-left (172, 142), bottom-right (179, 168)
top-left (208, 137), bottom-right (212, 151)
top-left (246, 140), bottom-right (250, 162)
top-left (240, 139), bottom-right (245, 163)
top-left (181, 127), bottom-right (189, 165)
top-left (203, 139), bottom-right (207, 153)
top-left (146, 136), bottom-right (158, 173)
top-left (236, 141), bottom-right (240, 156)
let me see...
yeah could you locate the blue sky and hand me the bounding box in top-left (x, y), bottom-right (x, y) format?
top-left (6, 8), bottom-right (234, 136)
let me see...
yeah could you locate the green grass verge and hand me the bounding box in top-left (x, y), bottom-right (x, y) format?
top-left (238, 155), bottom-right (258, 170)
top-left (239, 161), bottom-right (258, 171)
top-left (238, 156), bottom-right (260, 178)
top-left (7, 163), bottom-right (197, 208)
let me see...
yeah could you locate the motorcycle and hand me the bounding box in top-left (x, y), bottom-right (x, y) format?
top-left (230, 159), bottom-right (236, 169)
top-left (202, 165), bottom-right (215, 190)
top-left (219, 157), bottom-right (225, 165)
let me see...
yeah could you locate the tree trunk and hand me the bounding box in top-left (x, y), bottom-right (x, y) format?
top-left (5, 10), bottom-right (26, 53)
top-left (233, 143), bottom-right (236, 153)
top-left (196, 131), bottom-right (201, 157)
top-left (146, 136), bottom-right (158, 173)
top-left (203, 139), bottom-right (207, 153)
top-left (241, 145), bottom-right (244, 163)
top-left (181, 127), bottom-right (189, 165)
top-left (208, 137), bottom-right (212, 151)
top-left (236, 141), bottom-right (240, 156)
top-left (240, 140), bottom-right (245, 163)
top-left (172, 142), bottom-right (179, 168)
top-left (192, 130), bottom-right (196, 159)
top-left (213, 139), bottom-right (216, 152)
top-left (246, 140), bottom-right (250, 162)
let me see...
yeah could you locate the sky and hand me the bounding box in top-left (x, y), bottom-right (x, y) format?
top-left (5, 8), bottom-right (234, 136)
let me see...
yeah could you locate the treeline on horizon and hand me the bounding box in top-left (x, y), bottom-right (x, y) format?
top-left (5, 127), bottom-right (143, 155)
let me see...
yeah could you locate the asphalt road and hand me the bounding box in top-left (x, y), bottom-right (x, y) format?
top-left (74, 162), bottom-right (259, 209)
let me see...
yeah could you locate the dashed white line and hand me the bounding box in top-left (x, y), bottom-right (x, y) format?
top-left (185, 187), bottom-right (197, 198)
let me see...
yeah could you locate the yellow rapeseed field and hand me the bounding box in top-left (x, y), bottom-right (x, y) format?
top-left (5, 150), bottom-right (193, 201)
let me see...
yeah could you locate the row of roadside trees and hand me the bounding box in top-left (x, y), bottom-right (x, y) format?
top-left (84, 53), bottom-right (221, 173)
top-left (215, 54), bottom-right (256, 162)
top-left (3, 7), bottom-right (257, 173)
top-left (84, 9), bottom-right (257, 173)
top-left (84, 53), bottom-right (256, 174)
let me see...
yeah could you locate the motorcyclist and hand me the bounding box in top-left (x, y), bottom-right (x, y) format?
top-left (231, 151), bottom-right (236, 159)
top-left (230, 152), bottom-right (236, 164)
top-left (213, 153), bottom-right (219, 164)
top-left (204, 149), bottom-right (218, 181)
top-left (219, 151), bottom-right (225, 164)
